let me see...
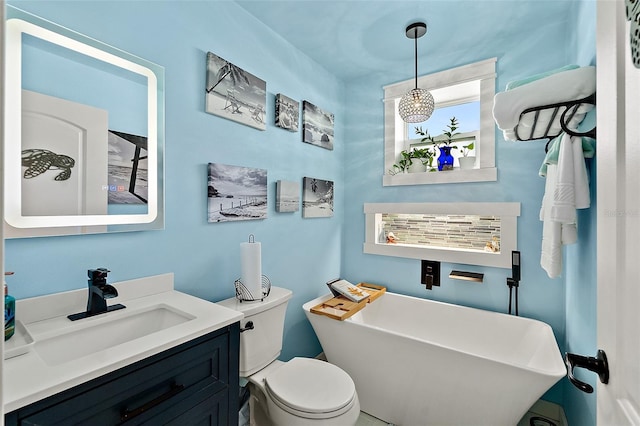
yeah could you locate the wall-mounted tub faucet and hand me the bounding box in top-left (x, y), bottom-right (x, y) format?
top-left (67, 268), bottom-right (126, 321)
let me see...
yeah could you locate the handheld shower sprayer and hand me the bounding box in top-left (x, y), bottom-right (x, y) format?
top-left (507, 251), bottom-right (521, 315)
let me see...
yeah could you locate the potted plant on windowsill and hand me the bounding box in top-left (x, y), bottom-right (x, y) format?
top-left (416, 117), bottom-right (460, 171)
top-left (413, 146), bottom-right (437, 172)
top-left (389, 150), bottom-right (414, 174)
top-left (407, 149), bottom-right (426, 173)
top-left (390, 146), bottom-right (437, 174)
top-left (411, 130), bottom-right (437, 173)
top-left (458, 142), bottom-right (476, 170)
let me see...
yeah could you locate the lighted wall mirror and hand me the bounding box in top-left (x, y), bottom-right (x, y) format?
top-left (4, 6), bottom-right (165, 238)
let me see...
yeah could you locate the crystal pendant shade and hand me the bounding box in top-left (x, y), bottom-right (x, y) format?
top-left (399, 22), bottom-right (434, 123)
top-left (398, 88), bottom-right (435, 123)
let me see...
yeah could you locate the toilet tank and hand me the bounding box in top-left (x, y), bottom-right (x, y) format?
top-left (217, 286), bottom-right (292, 376)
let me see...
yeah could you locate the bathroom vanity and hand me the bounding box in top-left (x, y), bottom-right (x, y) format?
top-left (2, 273), bottom-right (242, 425)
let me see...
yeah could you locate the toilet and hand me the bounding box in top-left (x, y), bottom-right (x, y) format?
top-left (218, 286), bottom-right (360, 426)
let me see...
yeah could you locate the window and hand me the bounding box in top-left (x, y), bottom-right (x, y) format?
top-left (383, 58), bottom-right (497, 186)
top-left (406, 100), bottom-right (479, 168)
top-left (364, 202), bottom-right (520, 268)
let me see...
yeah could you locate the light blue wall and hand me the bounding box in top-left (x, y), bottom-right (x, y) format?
top-left (341, 3), bottom-right (595, 408)
top-left (563, 1), bottom-right (597, 425)
top-left (5, 0), bottom-right (345, 361)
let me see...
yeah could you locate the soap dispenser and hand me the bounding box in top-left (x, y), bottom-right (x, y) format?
top-left (4, 272), bottom-right (15, 341)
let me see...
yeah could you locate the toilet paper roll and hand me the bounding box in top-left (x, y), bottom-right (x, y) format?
top-left (240, 241), bottom-right (262, 299)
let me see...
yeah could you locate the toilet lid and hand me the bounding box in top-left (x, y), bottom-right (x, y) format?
top-left (265, 357), bottom-right (356, 415)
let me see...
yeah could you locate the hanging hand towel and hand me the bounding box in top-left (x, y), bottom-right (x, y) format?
top-left (539, 135), bottom-right (595, 177)
top-left (540, 165), bottom-right (564, 278)
top-left (572, 133), bottom-right (591, 210)
top-left (551, 133), bottom-right (590, 224)
top-left (540, 133), bottom-right (590, 278)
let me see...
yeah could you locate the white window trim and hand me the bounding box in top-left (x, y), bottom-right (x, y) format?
top-left (382, 58), bottom-right (497, 186)
top-left (363, 202), bottom-right (520, 268)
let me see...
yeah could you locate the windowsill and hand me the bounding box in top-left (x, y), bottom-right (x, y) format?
top-left (382, 167), bottom-right (497, 186)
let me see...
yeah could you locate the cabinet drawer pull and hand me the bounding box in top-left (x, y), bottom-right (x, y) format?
top-left (120, 382), bottom-right (185, 422)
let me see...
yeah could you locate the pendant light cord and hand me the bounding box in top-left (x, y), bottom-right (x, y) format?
top-left (414, 27), bottom-right (418, 90)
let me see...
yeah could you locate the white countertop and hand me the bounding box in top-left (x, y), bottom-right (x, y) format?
top-left (2, 273), bottom-right (243, 413)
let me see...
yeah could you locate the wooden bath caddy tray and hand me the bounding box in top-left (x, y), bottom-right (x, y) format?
top-left (310, 283), bottom-right (386, 320)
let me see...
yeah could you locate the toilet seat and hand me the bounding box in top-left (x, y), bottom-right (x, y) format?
top-left (265, 357), bottom-right (357, 419)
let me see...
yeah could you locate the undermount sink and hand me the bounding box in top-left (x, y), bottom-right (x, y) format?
top-left (32, 304), bottom-right (194, 366)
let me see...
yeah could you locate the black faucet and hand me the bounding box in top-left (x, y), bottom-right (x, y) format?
top-left (68, 268), bottom-right (126, 321)
top-left (506, 251), bottom-right (521, 316)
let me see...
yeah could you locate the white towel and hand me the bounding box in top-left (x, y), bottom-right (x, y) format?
top-left (551, 133), bottom-right (590, 222)
top-left (493, 66), bottom-right (596, 132)
top-left (540, 134), bottom-right (590, 278)
top-left (540, 165), bottom-right (565, 278)
top-left (572, 134), bottom-right (591, 210)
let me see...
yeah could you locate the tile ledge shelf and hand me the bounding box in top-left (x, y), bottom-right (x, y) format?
top-left (378, 241), bottom-right (501, 255)
top-left (363, 202), bottom-right (520, 268)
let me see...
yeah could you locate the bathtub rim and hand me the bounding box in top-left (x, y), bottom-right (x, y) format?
top-left (302, 291), bottom-right (566, 379)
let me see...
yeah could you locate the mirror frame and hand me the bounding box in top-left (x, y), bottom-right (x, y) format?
top-left (4, 6), bottom-right (164, 230)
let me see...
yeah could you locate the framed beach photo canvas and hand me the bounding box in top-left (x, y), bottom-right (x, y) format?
top-left (207, 163), bottom-right (267, 223)
top-left (302, 101), bottom-right (334, 150)
top-left (276, 180), bottom-right (299, 212)
top-left (107, 130), bottom-right (148, 205)
top-left (205, 52), bottom-right (267, 130)
top-left (302, 177), bottom-right (334, 218)
top-left (275, 94), bottom-right (299, 132)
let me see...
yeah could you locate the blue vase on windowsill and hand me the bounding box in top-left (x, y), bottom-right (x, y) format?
top-left (437, 146), bottom-right (454, 171)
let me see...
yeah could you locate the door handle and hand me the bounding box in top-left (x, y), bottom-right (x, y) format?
top-left (565, 349), bottom-right (609, 393)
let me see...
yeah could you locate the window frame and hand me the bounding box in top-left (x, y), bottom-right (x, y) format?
top-left (382, 58), bottom-right (497, 186)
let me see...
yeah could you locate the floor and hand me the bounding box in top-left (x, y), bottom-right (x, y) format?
top-left (358, 406), bottom-right (564, 426)
top-left (517, 410), bottom-right (564, 426)
top-left (242, 406), bottom-right (560, 426)
top-left (356, 411), bottom-right (393, 426)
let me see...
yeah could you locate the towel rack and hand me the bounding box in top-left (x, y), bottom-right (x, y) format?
top-left (513, 93), bottom-right (596, 150)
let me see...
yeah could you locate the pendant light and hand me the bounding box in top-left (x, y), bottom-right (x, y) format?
top-left (398, 22), bottom-right (435, 123)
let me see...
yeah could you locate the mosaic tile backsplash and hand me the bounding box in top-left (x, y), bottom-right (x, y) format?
top-left (381, 214), bottom-right (501, 252)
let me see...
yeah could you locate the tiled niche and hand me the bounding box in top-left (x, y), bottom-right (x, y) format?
top-left (381, 213), bottom-right (501, 251)
top-left (364, 203), bottom-right (520, 268)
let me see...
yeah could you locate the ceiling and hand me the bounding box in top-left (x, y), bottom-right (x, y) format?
top-left (235, 0), bottom-right (578, 82)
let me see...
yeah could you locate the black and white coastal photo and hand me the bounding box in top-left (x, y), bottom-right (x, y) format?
top-left (302, 101), bottom-right (334, 150)
top-left (275, 94), bottom-right (299, 132)
top-left (302, 177), bottom-right (334, 218)
top-left (208, 163), bottom-right (267, 223)
top-left (108, 130), bottom-right (148, 204)
top-left (276, 180), bottom-right (299, 212)
top-left (205, 52), bottom-right (267, 131)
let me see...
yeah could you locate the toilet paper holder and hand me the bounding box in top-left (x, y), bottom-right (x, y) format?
top-left (234, 275), bottom-right (271, 302)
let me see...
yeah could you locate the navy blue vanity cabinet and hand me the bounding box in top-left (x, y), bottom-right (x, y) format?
top-left (5, 323), bottom-right (240, 426)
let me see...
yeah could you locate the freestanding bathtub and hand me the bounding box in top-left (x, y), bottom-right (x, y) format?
top-left (303, 291), bottom-right (566, 426)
